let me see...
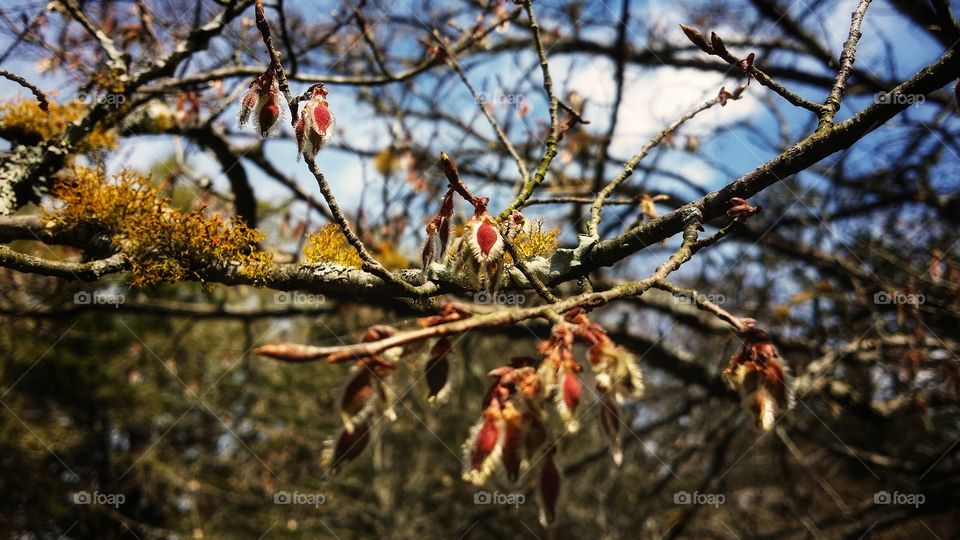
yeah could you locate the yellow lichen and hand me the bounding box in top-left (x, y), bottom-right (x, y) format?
top-left (506, 220), bottom-right (559, 263)
top-left (303, 224), bottom-right (363, 268)
top-left (0, 98), bottom-right (117, 152)
top-left (44, 167), bottom-right (272, 286)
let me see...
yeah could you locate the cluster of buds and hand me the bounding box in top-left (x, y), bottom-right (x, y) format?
top-left (322, 326), bottom-right (400, 474)
top-left (422, 152), bottom-right (516, 291)
top-left (239, 68), bottom-right (284, 137)
top-left (723, 319), bottom-right (795, 431)
top-left (462, 357), bottom-right (551, 506)
top-left (458, 313), bottom-right (645, 524)
top-left (570, 311), bottom-right (644, 466)
top-left (679, 23), bottom-right (756, 77)
top-left (537, 324), bottom-right (582, 432)
top-left (296, 83), bottom-right (335, 161)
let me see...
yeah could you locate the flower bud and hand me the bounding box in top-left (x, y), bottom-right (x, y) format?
top-left (296, 83), bottom-right (335, 160)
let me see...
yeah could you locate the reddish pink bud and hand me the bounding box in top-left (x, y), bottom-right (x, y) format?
top-left (258, 101), bottom-right (280, 137)
top-left (463, 412), bottom-right (503, 485)
top-left (562, 371), bottom-right (581, 412)
top-left (239, 70), bottom-right (283, 137)
top-left (476, 220), bottom-right (498, 256)
top-left (501, 410), bottom-right (523, 483)
top-left (472, 418), bottom-right (499, 470)
top-left (466, 214), bottom-right (503, 263)
top-left (297, 83), bottom-right (335, 160)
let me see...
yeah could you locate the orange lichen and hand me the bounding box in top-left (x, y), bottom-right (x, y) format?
top-left (0, 99), bottom-right (117, 152)
top-left (44, 167), bottom-right (272, 286)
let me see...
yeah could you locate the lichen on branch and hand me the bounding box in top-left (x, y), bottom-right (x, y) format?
top-left (0, 98), bottom-right (117, 152)
top-left (44, 167), bottom-right (272, 286)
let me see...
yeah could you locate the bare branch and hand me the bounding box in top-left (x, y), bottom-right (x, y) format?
top-left (821, 0), bottom-right (873, 127)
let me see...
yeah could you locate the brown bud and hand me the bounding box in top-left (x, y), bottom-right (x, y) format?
top-left (718, 86), bottom-right (733, 107)
top-left (539, 450), bottom-right (561, 526)
top-left (600, 395), bottom-right (622, 466)
top-left (679, 24), bottom-right (713, 54)
top-left (425, 338), bottom-right (452, 402)
top-left (324, 422), bottom-right (370, 474)
top-left (710, 32), bottom-right (727, 56)
top-left (439, 151), bottom-right (460, 185)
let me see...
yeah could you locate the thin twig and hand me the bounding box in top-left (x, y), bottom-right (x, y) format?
top-left (0, 69), bottom-right (47, 110)
top-left (652, 281), bottom-right (746, 332)
top-left (821, 0), bottom-right (873, 127)
top-left (439, 33), bottom-right (530, 187)
top-left (499, 0), bottom-right (562, 219)
top-left (588, 95), bottom-right (723, 237)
